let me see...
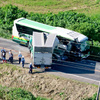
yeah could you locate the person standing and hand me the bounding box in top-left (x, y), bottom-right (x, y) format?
top-left (18, 52), bottom-right (22, 64)
top-left (10, 52), bottom-right (13, 64)
top-left (29, 63), bottom-right (33, 74)
top-left (2, 50), bottom-right (7, 63)
top-left (21, 56), bottom-right (25, 68)
top-left (9, 50), bottom-right (12, 62)
top-left (1, 48), bottom-right (6, 59)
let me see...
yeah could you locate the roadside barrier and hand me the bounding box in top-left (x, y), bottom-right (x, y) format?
top-left (96, 82), bottom-right (100, 100)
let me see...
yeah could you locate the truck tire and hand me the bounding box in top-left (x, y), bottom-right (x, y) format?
top-left (27, 41), bottom-right (29, 47)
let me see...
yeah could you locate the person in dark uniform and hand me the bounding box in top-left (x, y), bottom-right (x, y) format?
top-left (2, 50), bottom-right (7, 63)
top-left (29, 63), bottom-right (33, 74)
top-left (21, 56), bottom-right (25, 68)
top-left (10, 52), bottom-right (13, 64)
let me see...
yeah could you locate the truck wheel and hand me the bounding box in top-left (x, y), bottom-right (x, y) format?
top-left (27, 41), bottom-right (29, 47)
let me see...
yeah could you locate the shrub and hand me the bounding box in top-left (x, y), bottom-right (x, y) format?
top-left (0, 85), bottom-right (49, 100)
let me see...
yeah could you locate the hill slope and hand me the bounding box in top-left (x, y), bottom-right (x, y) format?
top-left (0, 63), bottom-right (97, 100)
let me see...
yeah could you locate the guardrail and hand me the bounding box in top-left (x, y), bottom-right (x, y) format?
top-left (96, 82), bottom-right (100, 100)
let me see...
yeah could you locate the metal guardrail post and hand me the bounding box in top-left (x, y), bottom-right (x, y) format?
top-left (96, 82), bottom-right (100, 100)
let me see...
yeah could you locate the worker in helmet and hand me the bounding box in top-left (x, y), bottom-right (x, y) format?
top-left (29, 63), bottom-right (33, 74)
top-left (21, 56), bottom-right (25, 68)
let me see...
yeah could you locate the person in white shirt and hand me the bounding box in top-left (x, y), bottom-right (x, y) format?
top-left (18, 51), bottom-right (22, 64)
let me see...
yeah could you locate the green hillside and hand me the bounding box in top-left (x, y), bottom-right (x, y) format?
top-left (0, 0), bottom-right (100, 19)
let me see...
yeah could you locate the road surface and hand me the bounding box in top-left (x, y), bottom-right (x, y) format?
top-left (0, 37), bottom-right (31, 67)
top-left (0, 37), bottom-right (100, 85)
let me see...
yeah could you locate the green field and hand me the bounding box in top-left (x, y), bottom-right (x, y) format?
top-left (0, 0), bottom-right (100, 19)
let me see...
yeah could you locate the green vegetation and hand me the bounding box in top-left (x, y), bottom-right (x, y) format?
top-left (83, 93), bottom-right (97, 100)
top-left (0, 4), bottom-right (100, 57)
top-left (0, 4), bottom-right (100, 42)
top-left (0, 85), bottom-right (49, 100)
top-left (0, 28), bottom-right (11, 39)
top-left (0, 0), bottom-right (100, 19)
top-left (0, 4), bottom-right (28, 39)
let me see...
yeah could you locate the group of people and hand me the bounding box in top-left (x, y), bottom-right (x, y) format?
top-left (1, 48), bottom-right (33, 74)
top-left (1, 48), bottom-right (14, 64)
top-left (18, 51), bottom-right (25, 68)
top-left (18, 51), bottom-right (33, 74)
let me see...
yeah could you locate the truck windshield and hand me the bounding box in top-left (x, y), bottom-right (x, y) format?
top-left (80, 40), bottom-right (90, 52)
top-left (71, 42), bottom-right (80, 52)
top-left (70, 40), bottom-right (90, 53)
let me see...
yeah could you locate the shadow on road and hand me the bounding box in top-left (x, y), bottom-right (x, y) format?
top-left (51, 60), bottom-right (96, 74)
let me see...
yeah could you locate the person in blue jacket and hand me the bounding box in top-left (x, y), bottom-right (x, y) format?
top-left (1, 48), bottom-right (6, 59)
top-left (21, 56), bottom-right (25, 68)
top-left (29, 63), bottom-right (33, 74)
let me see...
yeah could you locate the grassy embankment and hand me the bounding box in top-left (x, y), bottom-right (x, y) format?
top-left (0, 63), bottom-right (98, 100)
top-left (0, 63), bottom-right (49, 100)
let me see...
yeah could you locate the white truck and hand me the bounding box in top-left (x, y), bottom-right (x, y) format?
top-left (30, 32), bottom-right (64, 70)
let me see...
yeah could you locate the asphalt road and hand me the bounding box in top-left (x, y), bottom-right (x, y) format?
top-left (0, 37), bottom-right (31, 68)
top-left (0, 37), bottom-right (29, 52)
top-left (51, 60), bottom-right (100, 84)
top-left (0, 37), bottom-right (100, 85)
